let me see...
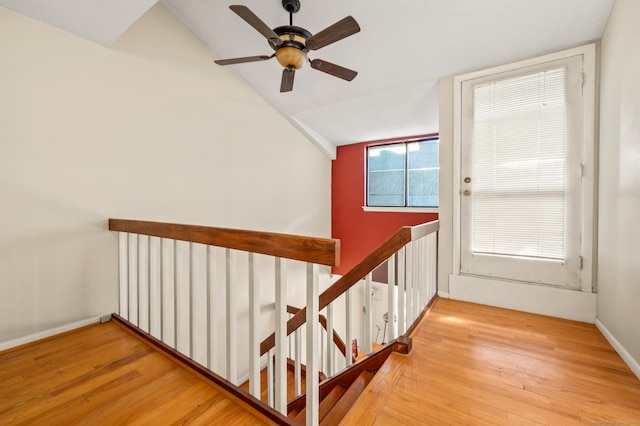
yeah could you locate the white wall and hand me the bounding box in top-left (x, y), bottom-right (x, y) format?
top-left (597, 0), bottom-right (640, 369)
top-left (0, 4), bottom-right (331, 346)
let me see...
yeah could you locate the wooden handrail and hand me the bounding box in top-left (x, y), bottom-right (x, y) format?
top-left (109, 218), bottom-right (340, 267)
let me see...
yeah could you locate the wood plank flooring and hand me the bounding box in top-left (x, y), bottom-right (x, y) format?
top-left (0, 321), bottom-right (272, 425)
top-left (342, 297), bottom-right (640, 425)
top-left (3, 298), bottom-right (639, 425)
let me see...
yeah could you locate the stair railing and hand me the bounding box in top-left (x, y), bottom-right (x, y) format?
top-left (260, 220), bottom-right (440, 390)
top-left (282, 305), bottom-right (353, 400)
top-left (109, 219), bottom-right (339, 425)
top-left (110, 218), bottom-right (438, 426)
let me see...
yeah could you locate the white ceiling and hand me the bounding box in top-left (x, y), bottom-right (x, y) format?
top-left (1, 0), bottom-right (613, 157)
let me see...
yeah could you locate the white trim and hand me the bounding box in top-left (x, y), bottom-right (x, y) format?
top-left (455, 44), bottom-right (597, 82)
top-left (595, 319), bottom-right (640, 381)
top-left (362, 206), bottom-right (438, 213)
top-left (579, 43), bottom-right (597, 293)
top-left (452, 43), bottom-right (597, 291)
top-left (449, 274), bottom-right (596, 323)
top-left (452, 69), bottom-right (462, 276)
top-left (0, 315), bottom-right (103, 352)
top-left (289, 116), bottom-right (336, 159)
top-left (437, 291), bottom-right (450, 298)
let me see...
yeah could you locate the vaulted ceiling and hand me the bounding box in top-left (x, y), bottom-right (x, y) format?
top-left (0, 0), bottom-right (613, 157)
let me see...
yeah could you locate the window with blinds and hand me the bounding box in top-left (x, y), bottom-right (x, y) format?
top-left (471, 68), bottom-right (567, 260)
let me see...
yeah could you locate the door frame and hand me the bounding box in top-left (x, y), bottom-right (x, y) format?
top-left (452, 43), bottom-right (597, 294)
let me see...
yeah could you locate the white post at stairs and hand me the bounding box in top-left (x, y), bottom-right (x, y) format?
top-left (306, 263), bottom-right (320, 426)
top-left (274, 257), bottom-right (287, 414)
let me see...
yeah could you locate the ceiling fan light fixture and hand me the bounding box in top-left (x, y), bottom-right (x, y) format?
top-left (272, 26), bottom-right (311, 70)
top-left (275, 46), bottom-right (307, 69)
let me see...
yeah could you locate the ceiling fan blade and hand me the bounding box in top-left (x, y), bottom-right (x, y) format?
top-left (306, 16), bottom-right (360, 50)
top-left (229, 5), bottom-right (282, 46)
top-left (214, 55), bottom-right (273, 65)
top-left (310, 59), bottom-right (358, 81)
top-left (280, 68), bottom-right (295, 92)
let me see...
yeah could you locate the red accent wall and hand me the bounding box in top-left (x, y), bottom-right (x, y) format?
top-left (331, 141), bottom-right (438, 275)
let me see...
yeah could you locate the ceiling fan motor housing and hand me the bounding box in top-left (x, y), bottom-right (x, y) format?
top-left (272, 25), bottom-right (311, 70)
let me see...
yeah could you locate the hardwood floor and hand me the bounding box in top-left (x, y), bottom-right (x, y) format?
top-left (0, 321), bottom-right (272, 425)
top-left (342, 298), bottom-right (640, 425)
top-left (2, 299), bottom-right (639, 425)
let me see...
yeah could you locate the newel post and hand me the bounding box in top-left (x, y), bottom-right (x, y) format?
top-left (306, 263), bottom-right (320, 425)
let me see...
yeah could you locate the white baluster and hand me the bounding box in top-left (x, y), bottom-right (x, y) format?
top-left (404, 242), bottom-right (414, 325)
top-left (364, 273), bottom-right (372, 355)
top-left (189, 242), bottom-right (194, 357)
top-left (306, 263), bottom-right (319, 426)
top-left (191, 243), bottom-right (207, 365)
top-left (320, 326), bottom-right (325, 377)
top-left (248, 253), bottom-right (260, 399)
top-left (138, 235), bottom-right (150, 333)
top-left (274, 257), bottom-right (287, 414)
top-left (161, 238), bottom-right (176, 347)
top-left (149, 237), bottom-right (161, 339)
top-left (226, 248), bottom-right (237, 385)
top-left (420, 237), bottom-right (429, 309)
top-left (326, 303), bottom-right (334, 377)
top-left (128, 233), bottom-right (138, 326)
top-left (387, 254), bottom-right (397, 342)
top-left (175, 241), bottom-right (190, 355)
top-left (118, 232), bottom-right (128, 320)
top-left (421, 238), bottom-right (428, 310)
top-left (429, 233), bottom-right (437, 300)
top-left (412, 240), bottom-right (420, 322)
top-left (397, 247), bottom-right (406, 335)
top-left (294, 327), bottom-right (301, 396)
top-left (345, 289), bottom-right (352, 367)
top-left (206, 245), bottom-right (214, 371)
top-left (267, 349), bottom-right (274, 408)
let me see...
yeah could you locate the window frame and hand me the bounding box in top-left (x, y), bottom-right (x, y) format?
top-left (364, 134), bottom-right (440, 212)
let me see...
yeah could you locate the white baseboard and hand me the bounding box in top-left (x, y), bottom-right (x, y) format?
top-left (449, 274), bottom-right (597, 323)
top-left (437, 291), bottom-right (450, 298)
top-left (0, 315), bottom-right (103, 352)
top-left (596, 319), bottom-right (640, 381)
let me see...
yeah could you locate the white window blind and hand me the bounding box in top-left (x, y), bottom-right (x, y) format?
top-left (472, 67), bottom-right (567, 260)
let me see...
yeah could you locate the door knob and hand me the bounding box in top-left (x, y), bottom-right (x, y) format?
top-left (464, 189), bottom-right (471, 196)
top-left (464, 177), bottom-right (471, 183)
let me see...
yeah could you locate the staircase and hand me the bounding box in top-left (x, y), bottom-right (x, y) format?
top-left (285, 337), bottom-right (408, 425)
top-left (290, 370), bottom-right (374, 425)
top-left (109, 218), bottom-right (438, 425)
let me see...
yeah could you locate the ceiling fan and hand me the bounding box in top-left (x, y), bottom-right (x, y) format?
top-left (214, 0), bottom-right (360, 92)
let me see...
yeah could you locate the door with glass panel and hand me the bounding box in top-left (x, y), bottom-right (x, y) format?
top-left (460, 56), bottom-right (584, 288)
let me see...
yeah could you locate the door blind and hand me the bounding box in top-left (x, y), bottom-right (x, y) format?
top-left (471, 67), bottom-right (567, 260)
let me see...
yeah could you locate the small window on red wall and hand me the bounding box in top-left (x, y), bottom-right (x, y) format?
top-left (367, 137), bottom-right (439, 207)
